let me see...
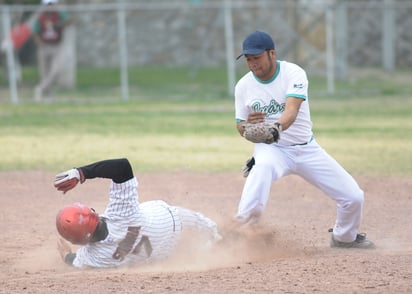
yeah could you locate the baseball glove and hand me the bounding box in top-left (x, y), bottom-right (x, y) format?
top-left (243, 122), bottom-right (280, 144)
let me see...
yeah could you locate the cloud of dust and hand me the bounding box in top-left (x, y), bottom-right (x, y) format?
top-left (14, 236), bottom-right (69, 272)
top-left (139, 225), bottom-right (304, 273)
top-left (16, 226), bottom-right (306, 274)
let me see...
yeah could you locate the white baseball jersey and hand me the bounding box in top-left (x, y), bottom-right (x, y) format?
top-left (234, 60), bottom-right (365, 243)
top-left (235, 60), bottom-right (313, 146)
top-left (72, 178), bottom-right (219, 268)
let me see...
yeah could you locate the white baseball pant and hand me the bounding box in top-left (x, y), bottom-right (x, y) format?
top-left (236, 139), bottom-right (364, 243)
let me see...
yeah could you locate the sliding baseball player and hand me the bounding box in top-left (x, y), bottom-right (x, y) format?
top-left (55, 158), bottom-right (222, 268)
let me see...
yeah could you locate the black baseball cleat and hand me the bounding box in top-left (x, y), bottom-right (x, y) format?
top-left (329, 229), bottom-right (375, 249)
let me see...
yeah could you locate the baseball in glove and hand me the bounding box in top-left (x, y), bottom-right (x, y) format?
top-left (242, 122), bottom-right (281, 144)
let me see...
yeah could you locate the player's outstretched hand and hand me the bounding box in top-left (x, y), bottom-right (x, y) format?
top-left (54, 168), bottom-right (85, 194)
top-left (57, 238), bottom-right (72, 262)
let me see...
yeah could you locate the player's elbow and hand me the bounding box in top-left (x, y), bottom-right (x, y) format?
top-left (341, 188), bottom-right (364, 212)
top-left (111, 158), bottom-right (134, 183)
top-left (119, 158), bottom-right (133, 176)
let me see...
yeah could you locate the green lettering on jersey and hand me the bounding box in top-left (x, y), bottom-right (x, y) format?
top-left (251, 99), bottom-right (285, 116)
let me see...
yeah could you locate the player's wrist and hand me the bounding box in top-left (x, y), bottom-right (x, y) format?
top-left (274, 122), bottom-right (283, 132)
top-left (76, 168), bottom-right (85, 183)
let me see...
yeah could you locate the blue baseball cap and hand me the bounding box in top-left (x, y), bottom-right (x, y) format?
top-left (236, 31), bottom-right (275, 60)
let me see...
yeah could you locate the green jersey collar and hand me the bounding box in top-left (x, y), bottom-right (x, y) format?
top-left (253, 60), bottom-right (280, 84)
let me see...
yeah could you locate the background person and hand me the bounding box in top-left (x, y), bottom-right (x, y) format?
top-left (32, 0), bottom-right (71, 101)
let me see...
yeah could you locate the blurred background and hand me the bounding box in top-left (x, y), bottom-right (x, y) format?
top-left (0, 0), bottom-right (411, 103)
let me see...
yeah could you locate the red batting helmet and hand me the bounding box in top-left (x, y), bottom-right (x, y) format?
top-left (56, 203), bottom-right (100, 245)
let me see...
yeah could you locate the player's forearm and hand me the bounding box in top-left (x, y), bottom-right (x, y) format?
top-left (277, 111), bottom-right (297, 131)
top-left (278, 97), bottom-right (303, 131)
top-left (79, 158), bottom-right (134, 184)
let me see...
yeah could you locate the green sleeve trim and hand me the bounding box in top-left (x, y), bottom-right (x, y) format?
top-left (286, 94), bottom-right (306, 100)
top-left (253, 60), bottom-right (280, 84)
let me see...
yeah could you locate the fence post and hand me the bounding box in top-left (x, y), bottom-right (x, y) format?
top-left (383, 0), bottom-right (395, 71)
top-left (326, 6), bottom-right (335, 94)
top-left (224, 0), bottom-right (235, 96)
top-left (117, 4), bottom-right (129, 101)
top-left (335, 1), bottom-right (347, 80)
top-left (2, 6), bottom-right (19, 104)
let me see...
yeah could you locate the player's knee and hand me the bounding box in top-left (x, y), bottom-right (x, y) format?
top-left (343, 188), bottom-right (364, 211)
top-left (357, 188), bottom-right (364, 201)
top-left (352, 188), bottom-right (364, 205)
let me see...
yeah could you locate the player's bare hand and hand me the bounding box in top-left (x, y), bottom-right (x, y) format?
top-left (57, 238), bottom-right (72, 262)
top-left (247, 112), bottom-right (266, 123)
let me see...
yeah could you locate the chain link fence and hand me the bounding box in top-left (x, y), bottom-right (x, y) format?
top-left (1, 0), bottom-right (411, 103)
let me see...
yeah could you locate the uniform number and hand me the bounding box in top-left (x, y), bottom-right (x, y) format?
top-left (112, 226), bottom-right (153, 261)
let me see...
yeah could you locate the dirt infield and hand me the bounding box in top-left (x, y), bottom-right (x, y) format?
top-left (1, 171), bottom-right (411, 293)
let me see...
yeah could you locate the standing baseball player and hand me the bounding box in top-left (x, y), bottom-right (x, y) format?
top-left (233, 31), bottom-right (374, 249)
top-left (55, 158), bottom-right (222, 268)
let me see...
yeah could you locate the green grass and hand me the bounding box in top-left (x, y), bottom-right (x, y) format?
top-left (7, 66), bottom-right (230, 101)
top-left (1, 66), bottom-right (411, 176)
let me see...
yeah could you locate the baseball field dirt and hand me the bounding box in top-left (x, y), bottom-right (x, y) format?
top-left (1, 171), bottom-right (411, 293)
